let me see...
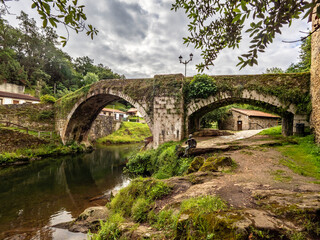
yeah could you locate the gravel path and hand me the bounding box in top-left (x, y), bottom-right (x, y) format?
top-left (195, 129), bottom-right (264, 148)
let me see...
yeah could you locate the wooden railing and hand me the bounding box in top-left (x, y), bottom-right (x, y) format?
top-left (0, 121), bottom-right (54, 139)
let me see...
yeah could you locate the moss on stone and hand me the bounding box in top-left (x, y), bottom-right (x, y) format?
top-left (198, 156), bottom-right (234, 172)
top-left (187, 156), bottom-right (205, 174)
top-left (184, 73), bottom-right (310, 114)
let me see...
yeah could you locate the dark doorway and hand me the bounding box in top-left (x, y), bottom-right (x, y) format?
top-left (237, 120), bottom-right (242, 131)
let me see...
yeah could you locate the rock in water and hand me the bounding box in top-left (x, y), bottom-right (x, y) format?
top-left (53, 206), bottom-right (109, 233)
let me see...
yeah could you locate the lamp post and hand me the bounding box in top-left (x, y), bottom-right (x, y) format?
top-left (179, 53), bottom-right (193, 76)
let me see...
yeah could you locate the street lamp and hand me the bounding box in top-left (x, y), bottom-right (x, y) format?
top-left (179, 53), bottom-right (193, 76)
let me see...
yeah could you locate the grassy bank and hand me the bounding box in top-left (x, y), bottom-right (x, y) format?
top-left (96, 122), bottom-right (151, 144)
top-left (0, 127), bottom-right (87, 165)
top-left (90, 178), bottom-right (233, 240)
top-left (259, 126), bottom-right (320, 180)
top-left (0, 143), bottom-right (86, 165)
top-left (125, 142), bottom-right (193, 179)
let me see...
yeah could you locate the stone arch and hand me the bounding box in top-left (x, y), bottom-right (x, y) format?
top-left (61, 87), bottom-right (152, 145)
top-left (186, 90), bottom-right (298, 135)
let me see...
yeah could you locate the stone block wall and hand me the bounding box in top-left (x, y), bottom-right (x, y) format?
top-left (89, 115), bottom-right (121, 140)
top-left (311, 13), bottom-right (320, 143)
top-left (153, 96), bottom-right (184, 148)
top-left (0, 103), bottom-right (55, 131)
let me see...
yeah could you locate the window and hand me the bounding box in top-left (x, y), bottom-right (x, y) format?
top-left (13, 100), bottom-right (19, 104)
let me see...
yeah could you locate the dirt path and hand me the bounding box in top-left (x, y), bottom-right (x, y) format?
top-left (195, 129), bottom-right (264, 148)
top-left (176, 133), bottom-right (320, 206)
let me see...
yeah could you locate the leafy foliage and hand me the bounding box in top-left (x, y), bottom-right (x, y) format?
top-left (40, 94), bottom-right (56, 104)
top-left (1, 0), bottom-right (98, 45)
top-left (0, 12), bottom-right (123, 98)
top-left (125, 142), bottom-right (193, 179)
top-left (266, 36), bottom-right (311, 74)
top-left (172, 0), bottom-right (315, 71)
top-left (187, 74), bottom-right (217, 100)
top-left (109, 178), bottom-right (171, 217)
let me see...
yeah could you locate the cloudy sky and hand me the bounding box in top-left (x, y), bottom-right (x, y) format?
top-left (3, 0), bottom-right (311, 78)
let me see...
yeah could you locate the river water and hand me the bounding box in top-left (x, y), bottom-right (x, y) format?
top-left (0, 144), bottom-right (141, 240)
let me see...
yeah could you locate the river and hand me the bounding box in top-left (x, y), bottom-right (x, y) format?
top-left (0, 144), bottom-right (141, 240)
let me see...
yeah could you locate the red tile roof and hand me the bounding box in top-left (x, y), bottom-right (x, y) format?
top-left (0, 91), bottom-right (40, 101)
top-left (127, 108), bottom-right (137, 113)
top-left (102, 108), bottom-right (125, 114)
top-left (231, 108), bottom-right (280, 118)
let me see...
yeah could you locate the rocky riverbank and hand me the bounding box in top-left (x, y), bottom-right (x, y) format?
top-left (55, 132), bottom-right (320, 239)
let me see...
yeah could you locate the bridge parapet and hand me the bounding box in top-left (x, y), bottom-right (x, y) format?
top-left (54, 72), bottom-right (310, 147)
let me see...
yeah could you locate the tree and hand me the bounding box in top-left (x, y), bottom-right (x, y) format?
top-left (82, 72), bottom-right (98, 86)
top-left (0, 49), bottom-right (27, 85)
top-left (286, 36), bottom-right (311, 72)
top-left (265, 67), bottom-right (284, 74)
top-left (264, 35), bottom-right (311, 73)
top-left (0, 0), bottom-right (98, 46)
top-left (172, 0), bottom-right (317, 71)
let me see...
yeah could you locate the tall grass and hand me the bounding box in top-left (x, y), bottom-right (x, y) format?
top-left (97, 122), bottom-right (151, 144)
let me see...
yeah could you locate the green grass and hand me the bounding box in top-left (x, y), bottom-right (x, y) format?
top-left (180, 195), bottom-right (227, 215)
top-left (278, 134), bottom-right (320, 179)
top-left (125, 141), bottom-right (193, 179)
top-left (270, 169), bottom-right (292, 182)
top-left (258, 125), bottom-right (282, 136)
top-left (259, 126), bottom-right (320, 180)
top-left (96, 122), bottom-right (151, 144)
top-left (0, 143), bottom-right (85, 164)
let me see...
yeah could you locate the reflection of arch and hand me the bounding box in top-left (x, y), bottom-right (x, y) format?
top-left (186, 90), bottom-right (297, 134)
top-left (62, 88), bottom-right (152, 144)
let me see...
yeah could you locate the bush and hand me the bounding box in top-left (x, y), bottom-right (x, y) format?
top-left (188, 74), bottom-right (217, 99)
top-left (125, 142), bottom-right (193, 179)
top-left (110, 178), bottom-right (171, 218)
top-left (91, 212), bottom-right (124, 240)
top-left (131, 198), bottom-right (150, 222)
top-left (40, 94), bottom-right (56, 104)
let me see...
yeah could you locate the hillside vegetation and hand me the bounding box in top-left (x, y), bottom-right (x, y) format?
top-left (96, 122), bottom-right (151, 144)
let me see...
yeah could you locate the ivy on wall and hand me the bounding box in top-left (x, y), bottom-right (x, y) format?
top-left (184, 73), bottom-right (311, 114)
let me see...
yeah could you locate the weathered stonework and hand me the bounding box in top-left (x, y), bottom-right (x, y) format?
top-left (55, 73), bottom-right (310, 148)
top-left (0, 103), bottom-right (55, 131)
top-left (311, 13), bottom-right (320, 143)
top-left (219, 110), bottom-right (279, 131)
top-left (88, 115), bottom-right (121, 140)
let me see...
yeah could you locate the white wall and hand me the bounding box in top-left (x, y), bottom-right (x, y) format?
top-left (0, 83), bottom-right (25, 94)
top-left (0, 97), bottom-right (39, 105)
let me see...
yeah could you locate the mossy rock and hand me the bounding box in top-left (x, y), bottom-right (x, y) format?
top-left (187, 156), bottom-right (205, 174)
top-left (199, 156), bottom-right (234, 172)
top-left (199, 157), bottom-right (219, 172)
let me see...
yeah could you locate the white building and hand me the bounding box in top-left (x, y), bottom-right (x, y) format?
top-left (0, 83), bottom-right (40, 104)
top-left (101, 108), bottom-right (128, 121)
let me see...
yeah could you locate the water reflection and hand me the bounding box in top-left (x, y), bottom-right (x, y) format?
top-left (0, 144), bottom-right (140, 240)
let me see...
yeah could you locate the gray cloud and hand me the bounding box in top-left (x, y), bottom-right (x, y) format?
top-left (3, 0), bottom-right (310, 78)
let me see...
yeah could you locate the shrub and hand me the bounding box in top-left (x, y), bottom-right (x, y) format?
top-left (110, 178), bottom-right (171, 218)
top-left (126, 141), bottom-right (192, 179)
top-left (153, 209), bottom-right (178, 231)
top-left (91, 212), bottom-right (124, 240)
top-left (131, 198), bottom-right (149, 222)
top-left (188, 74), bottom-right (217, 99)
top-left (40, 94), bottom-right (56, 104)
top-left (124, 150), bottom-right (153, 176)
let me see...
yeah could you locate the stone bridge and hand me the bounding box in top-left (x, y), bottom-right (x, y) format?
top-left (55, 73), bottom-right (310, 147)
